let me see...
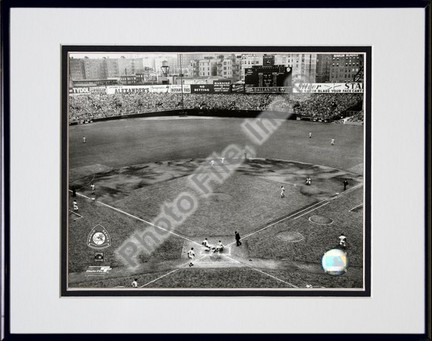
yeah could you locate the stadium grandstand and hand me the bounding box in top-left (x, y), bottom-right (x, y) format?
top-left (68, 92), bottom-right (363, 124)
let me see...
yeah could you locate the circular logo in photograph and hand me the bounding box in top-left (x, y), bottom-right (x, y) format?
top-left (321, 248), bottom-right (348, 275)
top-left (87, 224), bottom-right (111, 249)
top-left (92, 232), bottom-right (106, 245)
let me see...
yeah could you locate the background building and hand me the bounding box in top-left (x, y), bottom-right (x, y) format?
top-left (118, 57), bottom-right (145, 77)
top-left (177, 53), bottom-right (205, 75)
top-left (142, 56), bottom-right (155, 70)
top-left (70, 53), bottom-right (362, 85)
top-left (330, 54), bottom-right (364, 82)
top-left (274, 54), bottom-right (317, 82)
top-left (105, 58), bottom-right (119, 78)
top-left (198, 58), bottom-right (217, 77)
top-left (83, 57), bottom-right (107, 80)
top-left (69, 57), bottom-right (85, 80)
top-left (316, 54), bottom-right (332, 83)
top-left (291, 54), bottom-right (317, 82)
top-left (216, 54), bottom-right (240, 80)
top-left (240, 54), bottom-right (263, 79)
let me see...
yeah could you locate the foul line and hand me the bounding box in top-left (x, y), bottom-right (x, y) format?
top-left (69, 210), bottom-right (83, 218)
top-left (140, 253), bottom-right (298, 289)
top-left (350, 203), bottom-right (363, 212)
top-left (139, 269), bottom-right (181, 288)
top-left (227, 200), bottom-right (326, 246)
top-left (69, 184), bottom-right (362, 290)
top-left (225, 255), bottom-right (298, 288)
top-left (75, 192), bottom-right (202, 247)
top-left (293, 201), bottom-right (330, 220)
top-left (228, 183), bottom-right (364, 246)
top-left (332, 183), bottom-right (363, 200)
top-left (139, 255), bottom-right (207, 288)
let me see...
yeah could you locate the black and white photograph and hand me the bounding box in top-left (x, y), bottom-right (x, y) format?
top-left (63, 47), bottom-right (370, 295)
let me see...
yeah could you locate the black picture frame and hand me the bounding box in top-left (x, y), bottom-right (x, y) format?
top-left (1, 0), bottom-right (430, 339)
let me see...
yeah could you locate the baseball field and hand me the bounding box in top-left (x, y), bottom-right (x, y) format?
top-left (67, 116), bottom-right (364, 290)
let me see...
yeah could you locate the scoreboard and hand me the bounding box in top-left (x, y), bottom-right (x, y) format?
top-left (245, 65), bottom-right (292, 89)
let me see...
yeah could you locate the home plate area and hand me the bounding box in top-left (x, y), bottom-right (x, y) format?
top-left (181, 237), bottom-right (246, 268)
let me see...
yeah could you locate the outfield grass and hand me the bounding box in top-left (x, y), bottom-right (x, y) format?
top-left (70, 117), bottom-right (363, 173)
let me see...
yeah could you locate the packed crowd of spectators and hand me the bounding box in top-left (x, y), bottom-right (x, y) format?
top-left (68, 93), bottom-right (279, 123)
top-left (334, 111), bottom-right (364, 124)
top-left (183, 94), bottom-right (278, 111)
top-left (69, 92), bottom-right (363, 124)
top-left (292, 93), bottom-right (363, 122)
top-left (69, 93), bottom-right (180, 122)
top-left (348, 111), bottom-right (364, 123)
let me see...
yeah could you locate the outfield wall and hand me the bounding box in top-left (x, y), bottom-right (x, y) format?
top-left (69, 109), bottom-right (301, 125)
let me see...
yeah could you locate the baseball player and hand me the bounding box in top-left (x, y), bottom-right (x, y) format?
top-left (214, 240), bottom-right (224, 253)
top-left (339, 233), bottom-right (347, 248)
top-left (187, 247), bottom-right (195, 267)
top-left (202, 238), bottom-right (212, 251)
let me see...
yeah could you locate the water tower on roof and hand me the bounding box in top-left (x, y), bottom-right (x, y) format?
top-left (160, 60), bottom-right (170, 77)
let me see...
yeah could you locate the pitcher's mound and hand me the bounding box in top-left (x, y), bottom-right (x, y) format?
top-left (277, 231), bottom-right (304, 242)
top-left (309, 215), bottom-right (333, 225)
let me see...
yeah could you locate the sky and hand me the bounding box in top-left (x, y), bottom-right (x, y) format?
top-left (69, 52), bottom-right (363, 59)
top-left (69, 53), bottom-right (179, 59)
